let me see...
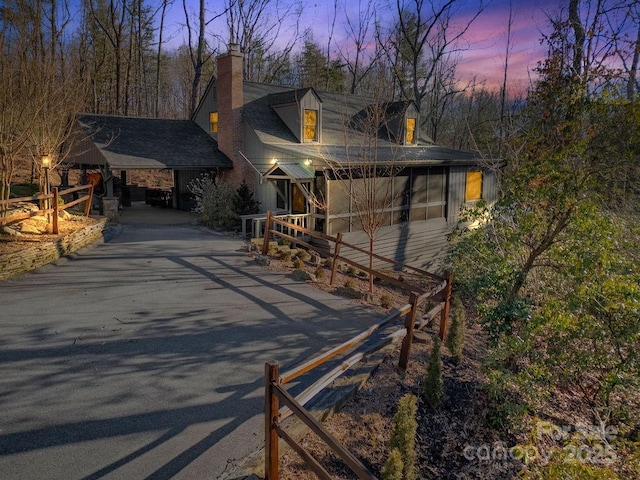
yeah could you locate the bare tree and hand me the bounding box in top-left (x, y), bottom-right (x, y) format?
top-left (337, 0), bottom-right (385, 95)
top-left (225, 0), bottom-right (305, 83)
top-left (318, 86), bottom-right (405, 292)
top-left (380, 0), bottom-right (484, 141)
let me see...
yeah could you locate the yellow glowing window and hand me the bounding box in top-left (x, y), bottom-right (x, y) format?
top-left (406, 117), bottom-right (416, 144)
top-left (304, 109), bottom-right (318, 141)
top-left (209, 112), bottom-right (218, 133)
top-left (465, 170), bottom-right (483, 201)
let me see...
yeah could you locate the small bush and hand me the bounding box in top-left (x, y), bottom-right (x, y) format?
top-left (446, 296), bottom-right (466, 363)
top-left (292, 257), bottom-right (304, 269)
top-left (423, 336), bottom-right (445, 408)
top-left (346, 265), bottom-right (357, 275)
top-left (279, 250), bottom-right (292, 261)
top-left (343, 279), bottom-right (357, 289)
top-left (188, 174), bottom-right (238, 229)
top-left (280, 238), bottom-right (291, 246)
top-left (314, 266), bottom-right (324, 279)
top-left (389, 394), bottom-right (418, 480)
top-left (381, 448), bottom-right (404, 480)
top-left (380, 294), bottom-right (393, 309)
top-left (297, 250), bottom-right (310, 262)
top-left (323, 258), bottom-right (333, 269)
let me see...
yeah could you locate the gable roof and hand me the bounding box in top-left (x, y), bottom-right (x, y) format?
top-left (238, 82), bottom-right (488, 166)
top-left (76, 114), bottom-right (233, 170)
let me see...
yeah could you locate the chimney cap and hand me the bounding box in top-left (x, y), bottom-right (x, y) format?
top-left (229, 43), bottom-right (241, 53)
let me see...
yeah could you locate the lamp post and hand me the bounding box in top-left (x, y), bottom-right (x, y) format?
top-left (42, 155), bottom-right (51, 221)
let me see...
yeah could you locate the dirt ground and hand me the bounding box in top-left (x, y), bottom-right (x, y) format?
top-left (249, 244), bottom-right (523, 479)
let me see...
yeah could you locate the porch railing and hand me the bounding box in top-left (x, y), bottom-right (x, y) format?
top-left (240, 210), bottom-right (312, 239)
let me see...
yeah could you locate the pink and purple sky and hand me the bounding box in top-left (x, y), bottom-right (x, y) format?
top-left (169, 0), bottom-right (569, 94)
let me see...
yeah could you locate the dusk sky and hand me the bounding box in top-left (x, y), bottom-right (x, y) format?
top-left (165, 0), bottom-right (569, 94)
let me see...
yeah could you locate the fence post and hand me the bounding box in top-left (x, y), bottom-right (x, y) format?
top-left (439, 272), bottom-right (454, 341)
top-left (262, 211), bottom-right (273, 256)
top-left (52, 187), bottom-right (59, 234)
top-left (329, 232), bottom-right (343, 286)
top-left (84, 183), bottom-right (94, 217)
top-left (399, 293), bottom-right (419, 370)
top-left (265, 361), bottom-right (280, 480)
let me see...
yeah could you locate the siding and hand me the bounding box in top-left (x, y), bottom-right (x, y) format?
top-left (448, 166), bottom-right (499, 225)
top-left (193, 82), bottom-right (217, 134)
top-left (339, 218), bottom-right (452, 273)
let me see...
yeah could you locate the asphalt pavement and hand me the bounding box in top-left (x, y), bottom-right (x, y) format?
top-left (0, 208), bottom-right (383, 479)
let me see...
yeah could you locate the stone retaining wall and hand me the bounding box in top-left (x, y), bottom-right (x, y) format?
top-left (0, 219), bottom-right (112, 281)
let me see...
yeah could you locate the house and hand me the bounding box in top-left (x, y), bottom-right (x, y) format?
top-left (192, 44), bottom-right (499, 270)
top-left (70, 115), bottom-right (233, 211)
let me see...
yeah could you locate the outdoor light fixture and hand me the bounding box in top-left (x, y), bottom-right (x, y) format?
top-left (272, 158), bottom-right (278, 164)
top-left (304, 159), bottom-right (312, 166)
top-left (41, 155), bottom-right (51, 169)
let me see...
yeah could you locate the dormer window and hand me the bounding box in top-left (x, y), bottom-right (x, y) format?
top-left (304, 109), bottom-right (318, 142)
top-left (406, 117), bottom-right (416, 144)
top-left (210, 112), bottom-right (218, 133)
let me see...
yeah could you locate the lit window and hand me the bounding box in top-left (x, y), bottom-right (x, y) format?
top-left (465, 170), bottom-right (483, 201)
top-left (406, 117), bottom-right (416, 144)
top-left (209, 112), bottom-right (218, 133)
top-left (304, 109), bottom-right (318, 142)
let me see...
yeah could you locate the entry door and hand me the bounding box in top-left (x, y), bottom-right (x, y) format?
top-left (291, 183), bottom-right (308, 214)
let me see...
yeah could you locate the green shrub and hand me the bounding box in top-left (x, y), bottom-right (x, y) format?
top-left (423, 336), bottom-right (445, 408)
top-left (279, 250), bottom-right (292, 261)
top-left (188, 174), bottom-right (238, 229)
top-left (346, 265), bottom-right (357, 275)
top-left (280, 238), bottom-right (291, 246)
top-left (297, 250), bottom-right (310, 262)
top-left (446, 296), bottom-right (466, 363)
top-left (381, 448), bottom-right (404, 480)
top-left (292, 257), bottom-right (304, 269)
top-left (314, 266), bottom-right (324, 279)
top-left (323, 258), bottom-right (333, 269)
top-left (380, 294), bottom-right (393, 309)
top-left (389, 394), bottom-right (418, 480)
top-left (343, 279), bottom-right (356, 289)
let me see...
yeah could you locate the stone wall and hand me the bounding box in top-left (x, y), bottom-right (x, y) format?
top-left (0, 219), bottom-right (113, 281)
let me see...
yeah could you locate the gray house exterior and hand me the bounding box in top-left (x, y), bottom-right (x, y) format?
top-left (194, 45), bottom-right (499, 270)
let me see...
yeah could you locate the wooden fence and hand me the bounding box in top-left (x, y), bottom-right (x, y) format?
top-left (0, 184), bottom-right (95, 235)
top-left (261, 211), bottom-right (453, 479)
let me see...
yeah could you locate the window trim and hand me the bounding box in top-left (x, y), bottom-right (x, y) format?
top-left (405, 116), bottom-right (416, 145)
top-left (209, 112), bottom-right (218, 133)
top-left (303, 109), bottom-right (318, 142)
top-left (465, 170), bottom-right (483, 202)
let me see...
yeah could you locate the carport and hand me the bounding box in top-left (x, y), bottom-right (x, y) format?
top-left (69, 115), bottom-right (233, 212)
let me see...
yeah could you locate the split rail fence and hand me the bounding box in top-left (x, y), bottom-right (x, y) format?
top-left (0, 184), bottom-right (95, 235)
top-left (260, 211), bottom-right (453, 479)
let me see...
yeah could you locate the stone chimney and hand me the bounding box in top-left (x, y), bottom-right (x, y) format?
top-left (216, 44), bottom-right (244, 180)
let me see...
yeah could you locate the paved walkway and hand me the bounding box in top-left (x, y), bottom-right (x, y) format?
top-left (0, 217), bottom-right (383, 479)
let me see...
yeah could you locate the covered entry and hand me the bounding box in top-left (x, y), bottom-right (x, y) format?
top-left (71, 115), bottom-right (233, 211)
top-left (262, 162), bottom-right (315, 214)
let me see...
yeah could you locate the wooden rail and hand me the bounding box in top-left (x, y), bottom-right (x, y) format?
top-left (0, 184), bottom-right (94, 234)
top-left (261, 211), bottom-right (454, 478)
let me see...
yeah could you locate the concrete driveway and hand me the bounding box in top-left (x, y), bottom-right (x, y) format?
top-left (0, 220), bottom-right (382, 479)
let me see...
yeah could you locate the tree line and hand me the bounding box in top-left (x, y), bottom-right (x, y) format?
top-left (1, 0), bottom-right (639, 202)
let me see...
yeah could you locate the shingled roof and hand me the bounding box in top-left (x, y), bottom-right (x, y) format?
top-left (238, 81), bottom-right (488, 166)
top-left (77, 115), bottom-right (233, 170)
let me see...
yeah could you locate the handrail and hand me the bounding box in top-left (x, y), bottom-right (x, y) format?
top-left (260, 209), bottom-right (454, 478)
top-left (0, 184), bottom-right (94, 232)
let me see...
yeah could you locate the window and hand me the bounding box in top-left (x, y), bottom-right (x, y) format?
top-left (465, 170), bottom-right (483, 202)
top-left (406, 117), bottom-right (416, 144)
top-left (304, 109), bottom-right (318, 141)
top-left (209, 112), bottom-right (218, 133)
